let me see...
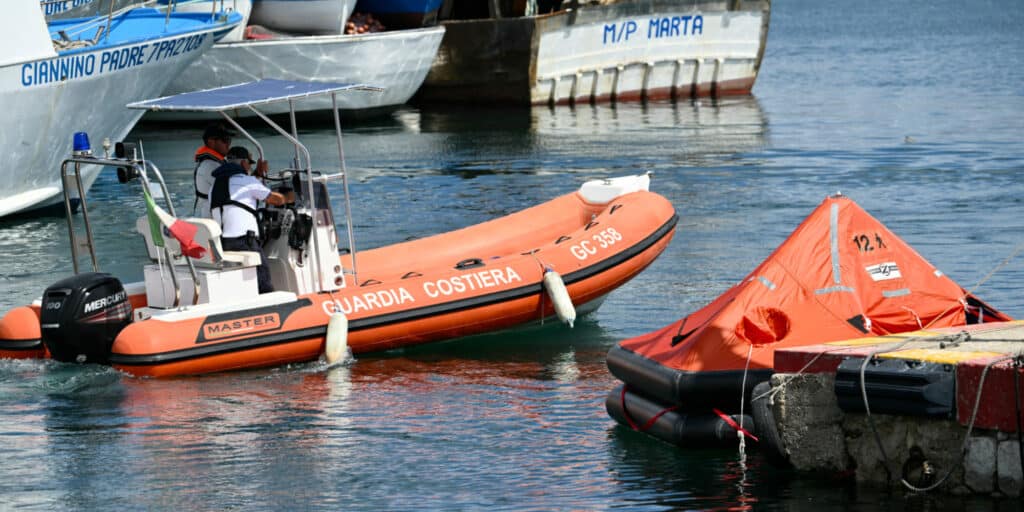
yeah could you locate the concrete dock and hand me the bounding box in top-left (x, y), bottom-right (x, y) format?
top-left (757, 320), bottom-right (1024, 496)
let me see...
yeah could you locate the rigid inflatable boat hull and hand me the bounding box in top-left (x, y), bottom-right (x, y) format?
top-left (3, 186), bottom-right (676, 377)
top-left (0, 306), bottom-right (44, 359)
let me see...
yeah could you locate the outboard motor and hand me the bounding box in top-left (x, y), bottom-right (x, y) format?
top-left (40, 273), bottom-right (132, 364)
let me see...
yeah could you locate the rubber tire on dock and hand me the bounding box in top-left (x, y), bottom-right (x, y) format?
top-left (751, 381), bottom-right (789, 466)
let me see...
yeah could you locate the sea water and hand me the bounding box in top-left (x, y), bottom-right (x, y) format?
top-left (0, 0), bottom-right (1022, 509)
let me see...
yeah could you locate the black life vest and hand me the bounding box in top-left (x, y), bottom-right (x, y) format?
top-left (210, 164), bottom-right (259, 228)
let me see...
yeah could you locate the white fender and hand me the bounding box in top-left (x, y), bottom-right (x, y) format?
top-left (324, 311), bottom-right (349, 364)
top-left (543, 269), bottom-right (576, 328)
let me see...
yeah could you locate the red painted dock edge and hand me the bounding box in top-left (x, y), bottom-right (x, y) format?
top-left (957, 357), bottom-right (1024, 432)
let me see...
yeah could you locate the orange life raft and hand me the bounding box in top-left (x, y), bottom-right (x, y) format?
top-left (605, 194), bottom-right (1010, 445)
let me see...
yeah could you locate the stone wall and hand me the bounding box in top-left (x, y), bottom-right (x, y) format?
top-left (767, 373), bottom-right (1022, 497)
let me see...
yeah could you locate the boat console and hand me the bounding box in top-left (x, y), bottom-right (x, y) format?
top-left (57, 80), bottom-right (370, 316)
top-left (257, 170), bottom-right (344, 296)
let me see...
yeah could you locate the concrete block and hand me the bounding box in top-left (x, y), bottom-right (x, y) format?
top-left (902, 420), bottom-right (968, 487)
top-left (771, 373), bottom-right (848, 472)
top-left (964, 436), bottom-right (996, 493)
top-left (785, 423), bottom-right (848, 472)
top-left (997, 440), bottom-right (1022, 497)
top-left (770, 373), bottom-right (843, 410)
top-left (842, 414), bottom-right (907, 485)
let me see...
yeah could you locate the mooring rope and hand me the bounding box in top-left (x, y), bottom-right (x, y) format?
top-left (921, 240), bottom-right (1024, 332)
top-left (860, 347), bottom-right (1017, 493)
top-left (736, 343), bottom-right (754, 458)
top-left (528, 250), bottom-right (550, 325)
top-left (749, 339), bottom-right (916, 405)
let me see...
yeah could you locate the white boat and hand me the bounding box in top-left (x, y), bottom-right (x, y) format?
top-left (152, 24), bottom-right (445, 119)
top-left (417, 0), bottom-right (771, 105)
top-left (0, 5), bottom-right (241, 218)
top-left (165, 0), bottom-right (253, 42)
top-left (249, 0), bottom-right (356, 35)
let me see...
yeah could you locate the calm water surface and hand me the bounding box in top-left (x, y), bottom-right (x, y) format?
top-left (1, 0), bottom-right (1023, 509)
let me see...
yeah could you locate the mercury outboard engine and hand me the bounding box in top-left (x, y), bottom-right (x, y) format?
top-left (40, 273), bottom-right (132, 364)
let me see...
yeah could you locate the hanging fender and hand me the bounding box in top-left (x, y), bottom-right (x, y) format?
top-left (543, 269), bottom-right (576, 328)
top-left (324, 311), bottom-right (349, 364)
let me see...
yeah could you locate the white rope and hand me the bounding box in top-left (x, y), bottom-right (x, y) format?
top-left (921, 240), bottom-right (1024, 331)
top-left (737, 343), bottom-right (754, 460)
top-left (900, 306), bottom-right (923, 329)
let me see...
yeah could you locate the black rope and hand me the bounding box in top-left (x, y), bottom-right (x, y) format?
top-left (862, 349), bottom-right (1015, 493)
top-left (860, 353), bottom-right (894, 484)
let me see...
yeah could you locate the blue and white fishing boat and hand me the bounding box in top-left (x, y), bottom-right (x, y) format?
top-left (0, 3), bottom-right (241, 218)
top-left (40, 0), bottom-right (139, 21)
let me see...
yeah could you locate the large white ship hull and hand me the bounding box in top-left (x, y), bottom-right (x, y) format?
top-left (0, 27), bottom-right (224, 217)
top-left (418, 0), bottom-right (770, 105)
top-left (153, 25), bottom-right (445, 119)
top-left (533, 7), bottom-right (766, 105)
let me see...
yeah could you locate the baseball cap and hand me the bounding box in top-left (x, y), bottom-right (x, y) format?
top-left (225, 146), bottom-right (256, 165)
top-left (202, 122), bottom-right (237, 142)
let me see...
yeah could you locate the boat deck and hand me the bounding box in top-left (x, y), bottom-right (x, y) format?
top-left (48, 8), bottom-right (228, 50)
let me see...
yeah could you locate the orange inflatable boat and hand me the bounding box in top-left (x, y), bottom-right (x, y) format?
top-left (0, 80), bottom-right (677, 377)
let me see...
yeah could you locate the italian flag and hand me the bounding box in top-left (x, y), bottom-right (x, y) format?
top-left (144, 188), bottom-right (206, 259)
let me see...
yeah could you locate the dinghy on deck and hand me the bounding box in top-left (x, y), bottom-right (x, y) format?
top-left (0, 79), bottom-right (677, 377)
top-left (605, 194), bottom-right (1010, 446)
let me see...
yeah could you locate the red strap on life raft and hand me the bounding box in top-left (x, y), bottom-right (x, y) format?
top-left (620, 384), bottom-right (678, 432)
top-left (713, 408), bottom-right (759, 442)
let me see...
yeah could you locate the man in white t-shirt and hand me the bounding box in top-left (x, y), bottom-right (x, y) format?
top-left (209, 146), bottom-right (286, 293)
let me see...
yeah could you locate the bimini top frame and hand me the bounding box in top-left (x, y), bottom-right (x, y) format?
top-left (128, 78), bottom-right (381, 291)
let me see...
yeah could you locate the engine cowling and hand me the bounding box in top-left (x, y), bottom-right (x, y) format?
top-left (40, 273), bottom-right (132, 364)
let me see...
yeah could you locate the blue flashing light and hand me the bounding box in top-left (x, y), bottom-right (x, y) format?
top-left (73, 132), bottom-right (91, 154)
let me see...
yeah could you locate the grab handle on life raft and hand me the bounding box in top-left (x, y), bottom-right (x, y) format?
top-left (454, 258), bottom-right (484, 270)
